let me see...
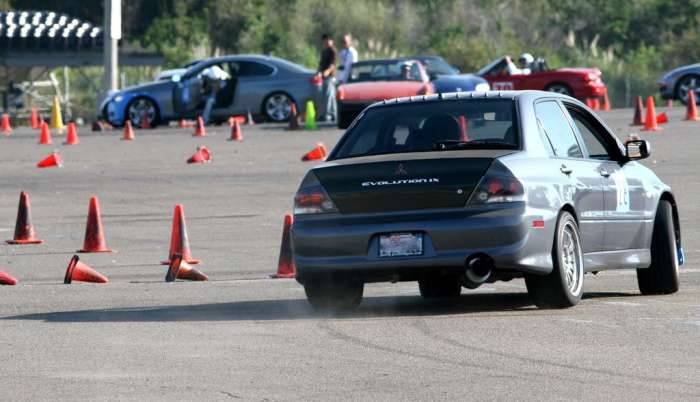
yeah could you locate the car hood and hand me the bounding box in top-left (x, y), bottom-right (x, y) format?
top-left (117, 80), bottom-right (172, 95)
top-left (339, 81), bottom-right (428, 102)
top-left (661, 63), bottom-right (700, 81)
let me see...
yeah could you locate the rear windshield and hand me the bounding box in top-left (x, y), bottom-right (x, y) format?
top-left (331, 99), bottom-right (518, 160)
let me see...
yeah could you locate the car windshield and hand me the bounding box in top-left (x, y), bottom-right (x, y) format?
top-left (332, 99), bottom-right (518, 160)
top-left (348, 61), bottom-right (422, 83)
top-left (419, 57), bottom-right (458, 75)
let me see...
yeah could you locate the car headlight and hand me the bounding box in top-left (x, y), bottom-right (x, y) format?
top-left (475, 83), bottom-right (490, 92)
top-left (113, 95), bottom-right (123, 103)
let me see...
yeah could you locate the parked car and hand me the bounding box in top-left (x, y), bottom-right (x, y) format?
top-left (336, 59), bottom-right (433, 129)
top-left (408, 55), bottom-right (490, 93)
top-left (291, 90), bottom-right (681, 312)
top-left (477, 56), bottom-right (607, 103)
top-left (101, 55), bottom-right (323, 127)
top-left (657, 63), bottom-right (700, 105)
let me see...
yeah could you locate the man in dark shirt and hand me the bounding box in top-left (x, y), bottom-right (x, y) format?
top-left (317, 34), bottom-right (337, 122)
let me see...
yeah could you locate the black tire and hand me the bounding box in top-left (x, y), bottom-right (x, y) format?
top-left (418, 276), bottom-right (461, 299)
top-left (337, 104), bottom-right (354, 129)
top-left (545, 83), bottom-right (573, 97)
top-left (304, 282), bottom-right (364, 312)
top-left (525, 211), bottom-right (584, 308)
top-left (637, 201), bottom-right (679, 295)
top-left (126, 97), bottom-right (159, 128)
top-left (674, 75), bottom-right (700, 105)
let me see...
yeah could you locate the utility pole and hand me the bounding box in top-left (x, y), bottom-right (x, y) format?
top-left (103, 0), bottom-right (121, 98)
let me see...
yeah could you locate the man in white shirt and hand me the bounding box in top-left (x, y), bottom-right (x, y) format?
top-left (338, 34), bottom-right (358, 84)
top-left (200, 64), bottom-right (231, 124)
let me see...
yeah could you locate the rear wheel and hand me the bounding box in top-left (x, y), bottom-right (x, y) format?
top-left (263, 92), bottom-right (293, 122)
top-left (304, 282), bottom-right (363, 312)
top-left (525, 211), bottom-right (584, 308)
top-left (545, 83), bottom-right (573, 97)
top-left (418, 276), bottom-right (461, 299)
top-left (637, 201), bottom-right (679, 295)
top-left (337, 104), bottom-right (354, 129)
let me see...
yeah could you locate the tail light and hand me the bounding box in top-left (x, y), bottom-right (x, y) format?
top-left (467, 161), bottom-right (524, 205)
top-left (310, 75), bottom-right (322, 86)
top-left (294, 172), bottom-right (338, 215)
top-left (337, 87), bottom-right (345, 101)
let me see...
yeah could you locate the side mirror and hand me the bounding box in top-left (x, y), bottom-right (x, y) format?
top-left (625, 139), bottom-right (651, 160)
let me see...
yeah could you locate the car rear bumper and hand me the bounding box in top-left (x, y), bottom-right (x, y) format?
top-left (292, 203), bottom-right (554, 284)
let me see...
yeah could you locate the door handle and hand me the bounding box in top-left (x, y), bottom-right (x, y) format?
top-left (599, 169), bottom-right (611, 178)
top-left (560, 165), bottom-right (573, 175)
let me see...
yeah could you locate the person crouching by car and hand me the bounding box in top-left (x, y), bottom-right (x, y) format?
top-left (317, 34), bottom-right (337, 122)
top-left (201, 64), bottom-right (230, 124)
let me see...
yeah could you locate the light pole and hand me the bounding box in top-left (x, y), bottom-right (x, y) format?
top-left (103, 0), bottom-right (121, 98)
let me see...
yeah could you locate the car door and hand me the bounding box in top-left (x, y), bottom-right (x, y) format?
top-left (230, 60), bottom-right (276, 114)
top-left (534, 100), bottom-right (606, 252)
top-left (563, 104), bottom-right (650, 251)
top-left (172, 66), bottom-right (204, 117)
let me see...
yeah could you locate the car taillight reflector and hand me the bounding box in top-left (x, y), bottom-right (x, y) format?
top-left (310, 75), bottom-right (322, 86)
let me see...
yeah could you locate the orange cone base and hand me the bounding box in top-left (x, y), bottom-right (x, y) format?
top-left (6, 239), bottom-right (43, 245)
top-left (78, 248), bottom-right (113, 253)
top-left (161, 258), bottom-right (200, 265)
top-left (270, 271), bottom-right (295, 279)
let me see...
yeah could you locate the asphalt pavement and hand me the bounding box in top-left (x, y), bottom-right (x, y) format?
top-left (0, 109), bottom-right (698, 401)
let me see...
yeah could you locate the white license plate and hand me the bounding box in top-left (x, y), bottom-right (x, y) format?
top-left (379, 233), bottom-right (423, 257)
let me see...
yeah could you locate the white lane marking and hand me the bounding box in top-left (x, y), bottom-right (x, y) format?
top-left (602, 301), bottom-right (643, 307)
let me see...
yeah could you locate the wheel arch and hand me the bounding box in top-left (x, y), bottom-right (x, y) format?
top-left (659, 191), bottom-right (681, 246)
top-left (559, 203), bottom-right (578, 224)
top-left (545, 81), bottom-right (573, 95)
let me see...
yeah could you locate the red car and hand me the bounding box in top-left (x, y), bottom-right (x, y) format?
top-left (336, 59), bottom-right (433, 128)
top-left (478, 56), bottom-right (607, 103)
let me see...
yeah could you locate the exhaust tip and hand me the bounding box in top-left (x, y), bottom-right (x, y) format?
top-left (464, 254), bottom-right (494, 287)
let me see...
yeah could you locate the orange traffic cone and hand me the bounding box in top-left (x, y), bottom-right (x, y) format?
top-left (246, 109), bottom-right (255, 125)
top-left (141, 111), bottom-right (151, 129)
top-left (271, 214), bottom-right (295, 278)
top-left (38, 122), bottom-right (52, 144)
top-left (632, 96), bottom-right (645, 126)
top-left (656, 112), bottom-right (669, 124)
top-left (287, 103), bottom-right (300, 131)
top-left (229, 119), bottom-right (243, 141)
top-left (36, 152), bottom-right (62, 168)
top-left (1, 113), bottom-right (11, 134)
top-left (161, 204), bottom-right (200, 265)
top-left (64, 255), bottom-right (108, 284)
top-left (78, 196), bottom-right (112, 253)
top-left (301, 143), bottom-right (327, 161)
top-left (602, 93), bottom-right (611, 111)
top-left (122, 120), bottom-right (135, 140)
top-left (685, 91), bottom-right (699, 121)
top-left (166, 254), bottom-right (208, 282)
top-left (0, 271), bottom-right (17, 286)
top-left (642, 96), bottom-right (661, 131)
top-left (193, 116), bottom-right (206, 137)
top-left (592, 98), bottom-right (601, 111)
top-left (63, 122), bottom-right (79, 145)
top-left (666, 99), bottom-right (673, 108)
top-left (6, 191), bottom-right (43, 245)
top-left (178, 119), bottom-right (192, 128)
top-left (187, 146), bottom-right (212, 164)
top-left (30, 107), bottom-right (39, 129)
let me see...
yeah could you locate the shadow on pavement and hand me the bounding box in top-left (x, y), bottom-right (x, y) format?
top-left (2, 291), bottom-right (638, 323)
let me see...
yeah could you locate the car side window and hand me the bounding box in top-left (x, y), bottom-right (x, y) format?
top-left (534, 101), bottom-right (583, 158)
top-left (238, 61), bottom-right (274, 77)
top-left (565, 106), bottom-right (617, 161)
